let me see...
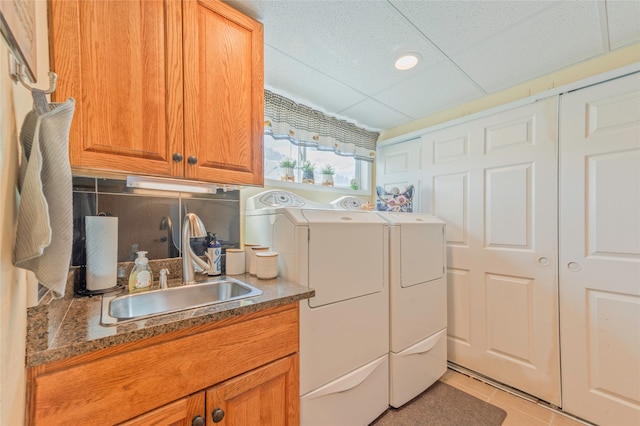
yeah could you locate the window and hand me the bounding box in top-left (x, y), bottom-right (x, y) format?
top-left (264, 134), bottom-right (371, 191)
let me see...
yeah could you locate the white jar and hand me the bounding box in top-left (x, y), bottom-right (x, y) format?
top-left (249, 246), bottom-right (269, 275)
top-left (256, 251), bottom-right (278, 279)
top-left (225, 249), bottom-right (245, 275)
top-left (243, 243), bottom-right (260, 273)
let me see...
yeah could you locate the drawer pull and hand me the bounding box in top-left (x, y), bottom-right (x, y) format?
top-left (212, 408), bottom-right (225, 423)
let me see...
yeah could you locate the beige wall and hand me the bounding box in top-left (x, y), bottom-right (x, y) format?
top-left (0, 1), bottom-right (50, 424)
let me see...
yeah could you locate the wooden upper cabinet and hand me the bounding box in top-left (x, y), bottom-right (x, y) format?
top-left (182, 0), bottom-right (264, 185)
top-left (48, 0), bottom-right (264, 185)
top-left (49, 0), bottom-right (184, 177)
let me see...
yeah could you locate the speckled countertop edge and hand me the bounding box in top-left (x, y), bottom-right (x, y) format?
top-left (26, 261), bottom-right (313, 368)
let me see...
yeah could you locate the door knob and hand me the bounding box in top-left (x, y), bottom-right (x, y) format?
top-left (172, 153), bottom-right (183, 162)
top-left (188, 156), bottom-right (198, 165)
top-left (537, 256), bottom-right (551, 266)
top-left (567, 262), bottom-right (582, 272)
top-left (191, 415), bottom-right (205, 426)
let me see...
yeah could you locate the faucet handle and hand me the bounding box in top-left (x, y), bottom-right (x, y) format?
top-left (159, 268), bottom-right (170, 289)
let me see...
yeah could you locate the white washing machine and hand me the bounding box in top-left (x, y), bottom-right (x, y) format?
top-left (332, 197), bottom-right (448, 408)
top-left (244, 190), bottom-right (390, 426)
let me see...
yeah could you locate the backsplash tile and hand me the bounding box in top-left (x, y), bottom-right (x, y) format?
top-left (72, 191), bottom-right (96, 266)
top-left (72, 177), bottom-right (240, 265)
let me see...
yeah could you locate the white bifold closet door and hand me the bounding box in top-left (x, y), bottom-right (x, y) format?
top-left (421, 97), bottom-right (561, 405)
top-left (559, 73), bottom-right (640, 426)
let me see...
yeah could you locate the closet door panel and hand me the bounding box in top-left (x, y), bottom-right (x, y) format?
top-left (422, 96), bottom-right (560, 405)
top-left (377, 139), bottom-right (422, 211)
top-left (559, 72), bottom-right (640, 426)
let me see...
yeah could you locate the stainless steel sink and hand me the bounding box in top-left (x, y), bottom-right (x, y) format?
top-left (101, 278), bottom-right (262, 325)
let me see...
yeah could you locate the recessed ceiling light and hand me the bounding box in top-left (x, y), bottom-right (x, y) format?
top-left (395, 53), bottom-right (420, 71)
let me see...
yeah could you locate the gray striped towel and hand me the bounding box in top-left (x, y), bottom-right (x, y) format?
top-left (14, 93), bottom-right (75, 299)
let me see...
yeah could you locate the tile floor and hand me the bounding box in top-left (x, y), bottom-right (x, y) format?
top-left (439, 369), bottom-right (589, 426)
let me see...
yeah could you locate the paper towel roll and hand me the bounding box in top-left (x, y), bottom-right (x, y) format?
top-left (85, 216), bottom-right (118, 291)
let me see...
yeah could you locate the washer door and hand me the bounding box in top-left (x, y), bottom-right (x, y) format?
top-left (302, 210), bottom-right (387, 308)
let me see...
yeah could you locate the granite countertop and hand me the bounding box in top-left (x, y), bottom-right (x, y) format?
top-left (26, 260), bottom-right (314, 368)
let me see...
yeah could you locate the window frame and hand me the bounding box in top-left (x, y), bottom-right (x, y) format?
top-left (263, 134), bottom-right (372, 196)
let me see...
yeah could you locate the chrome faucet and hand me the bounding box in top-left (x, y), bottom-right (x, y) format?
top-left (182, 213), bottom-right (211, 284)
top-left (159, 215), bottom-right (179, 258)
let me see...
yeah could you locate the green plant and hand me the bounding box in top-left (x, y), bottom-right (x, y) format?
top-left (279, 157), bottom-right (296, 169)
top-left (350, 179), bottom-right (359, 190)
top-left (301, 160), bottom-right (315, 172)
top-left (320, 164), bottom-right (335, 175)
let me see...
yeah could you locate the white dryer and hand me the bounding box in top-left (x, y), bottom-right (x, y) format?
top-left (331, 197), bottom-right (448, 408)
top-left (245, 190), bottom-right (390, 426)
top-left (377, 212), bottom-right (447, 408)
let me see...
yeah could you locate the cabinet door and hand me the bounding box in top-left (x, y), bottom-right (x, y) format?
top-left (182, 0), bottom-right (264, 185)
top-left (119, 392), bottom-right (204, 426)
top-left (559, 73), bottom-right (640, 425)
top-left (206, 355), bottom-right (299, 426)
top-left (49, 0), bottom-right (184, 177)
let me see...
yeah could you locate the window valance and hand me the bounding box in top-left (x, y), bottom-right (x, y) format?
top-left (264, 90), bottom-right (379, 163)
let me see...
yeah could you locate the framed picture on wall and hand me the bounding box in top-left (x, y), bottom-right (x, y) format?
top-left (0, 0), bottom-right (37, 82)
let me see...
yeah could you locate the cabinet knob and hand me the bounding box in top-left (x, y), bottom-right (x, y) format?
top-left (212, 408), bottom-right (225, 423)
top-left (172, 153), bottom-right (183, 162)
top-left (188, 156), bottom-right (198, 165)
top-left (192, 415), bottom-right (205, 426)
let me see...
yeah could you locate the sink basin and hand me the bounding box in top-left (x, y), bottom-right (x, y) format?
top-left (101, 278), bottom-right (262, 325)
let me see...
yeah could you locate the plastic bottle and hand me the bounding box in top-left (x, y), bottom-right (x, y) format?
top-left (158, 268), bottom-right (169, 289)
top-left (207, 233), bottom-right (222, 276)
top-left (128, 251), bottom-right (153, 293)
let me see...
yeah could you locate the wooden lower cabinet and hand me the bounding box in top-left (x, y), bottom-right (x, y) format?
top-left (27, 304), bottom-right (299, 425)
top-left (120, 354), bottom-right (299, 426)
top-left (207, 355), bottom-right (299, 426)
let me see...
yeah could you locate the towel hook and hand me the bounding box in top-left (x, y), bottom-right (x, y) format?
top-left (15, 62), bottom-right (58, 94)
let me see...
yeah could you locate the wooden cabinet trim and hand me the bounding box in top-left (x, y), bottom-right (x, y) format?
top-left (118, 392), bottom-right (204, 426)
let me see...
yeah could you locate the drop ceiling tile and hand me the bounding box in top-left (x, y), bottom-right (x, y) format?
top-left (338, 99), bottom-right (413, 131)
top-left (234, 0), bottom-right (446, 95)
top-left (374, 60), bottom-right (486, 119)
top-left (606, 1), bottom-right (640, 50)
top-left (452, 1), bottom-right (605, 92)
top-left (390, 0), bottom-right (556, 57)
top-left (264, 46), bottom-right (368, 117)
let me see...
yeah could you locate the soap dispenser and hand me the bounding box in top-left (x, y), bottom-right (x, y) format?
top-left (207, 233), bottom-right (222, 276)
top-left (129, 251), bottom-right (153, 293)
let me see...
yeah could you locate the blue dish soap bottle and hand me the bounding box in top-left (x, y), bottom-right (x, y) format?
top-left (207, 233), bottom-right (222, 276)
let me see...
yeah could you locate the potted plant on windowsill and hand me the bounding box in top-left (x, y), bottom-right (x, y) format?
top-left (320, 164), bottom-right (335, 187)
top-left (301, 160), bottom-right (316, 184)
top-left (279, 157), bottom-right (296, 182)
